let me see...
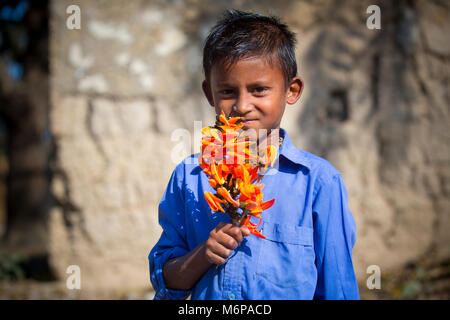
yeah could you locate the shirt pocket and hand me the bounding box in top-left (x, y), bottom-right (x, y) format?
top-left (256, 221), bottom-right (315, 288)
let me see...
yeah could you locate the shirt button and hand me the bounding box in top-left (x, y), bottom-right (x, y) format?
top-left (228, 293), bottom-right (235, 300)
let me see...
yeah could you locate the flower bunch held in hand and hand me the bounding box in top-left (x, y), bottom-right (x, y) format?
top-left (199, 111), bottom-right (278, 239)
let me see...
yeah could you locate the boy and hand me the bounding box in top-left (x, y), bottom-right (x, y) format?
top-left (149, 9), bottom-right (359, 300)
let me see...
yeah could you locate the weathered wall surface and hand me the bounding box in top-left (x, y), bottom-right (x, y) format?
top-left (47, 0), bottom-right (449, 293)
top-left (289, 0), bottom-right (450, 280)
top-left (49, 0), bottom-right (214, 292)
top-left (293, 1), bottom-right (450, 277)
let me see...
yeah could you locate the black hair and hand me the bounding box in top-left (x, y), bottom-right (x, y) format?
top-left (202, 9), bottom-right (298, 88)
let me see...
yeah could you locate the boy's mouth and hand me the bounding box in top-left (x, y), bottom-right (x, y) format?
top-left (242, 119), bottom-right (257, 128)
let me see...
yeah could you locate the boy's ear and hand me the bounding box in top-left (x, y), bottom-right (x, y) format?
top-left (286, 77), bottom-right (304, 105)
top-left (202, 80), bottom-right (214, 107)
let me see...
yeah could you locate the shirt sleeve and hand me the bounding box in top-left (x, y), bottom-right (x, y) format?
top-left (148, 164), bottom-right (191, 300)
top-left (312, 173), bottom-right (360, 300)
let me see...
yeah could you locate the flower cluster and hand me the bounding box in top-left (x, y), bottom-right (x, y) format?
top-left (199, 111), bottom-right (277, 238)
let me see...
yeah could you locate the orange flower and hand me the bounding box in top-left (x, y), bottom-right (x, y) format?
top-left (241, 215), bottom-right (265, 239)
top-left (217, 187), bottom-right (240, 208)
top-left (200, 110), bottom-right (278, 238)
top-left (210, 162), bottom-right (225, 185)
top-left (260, 198), bottom-right (275, 210)
top-left (204, 191), bottom-right (225, 213)
top-left (218, 112), bottom-right (244, 131)
top-left (261, 145), bottom-right (278, 170)
top-left (208, 178), bottom-right (217, 189)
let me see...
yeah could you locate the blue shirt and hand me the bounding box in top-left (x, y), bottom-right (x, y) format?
top-left (149, 127), bottom-right (360, 300)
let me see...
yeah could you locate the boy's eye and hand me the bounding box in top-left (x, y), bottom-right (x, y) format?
top-left (254, 87), bottom-right (268, 94)
top-left (219, 89), bottom-right (234, 95)
top-left (219, 87), bottom-right (268, 96)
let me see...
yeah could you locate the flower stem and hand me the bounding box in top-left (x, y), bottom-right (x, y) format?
top-left (236, 209), bottom-right (248, 226)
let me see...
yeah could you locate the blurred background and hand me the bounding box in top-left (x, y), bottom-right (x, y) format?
top-left (0, 0), bottom-right (448, 299)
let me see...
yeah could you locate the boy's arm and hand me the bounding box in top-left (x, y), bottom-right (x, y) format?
top-left (149, 165), bottom-right (192, 300)
top-left (162, 241), bottom-right (211, 290)
top-left (163, 222), bottom-right (250, 290)
top-left (148, 163), bottom-right (249, 299)
top-left (312, 173), bottom-right (360, 300)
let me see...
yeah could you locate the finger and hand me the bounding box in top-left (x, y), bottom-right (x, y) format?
top-left (207, 238), bottom-right (233, 259)
top-left (216, 233), bottom-right (239, 250)
top-left (205, 250), bottom-right (227, 265)
top-left (224, 225), bottom-right (244, 243)
top-left (210, 222), bottom-right (228, 239)
top-left (240, 225), bottom-right (251, 237)
top-left (214, 222), bottom-right (227, 232)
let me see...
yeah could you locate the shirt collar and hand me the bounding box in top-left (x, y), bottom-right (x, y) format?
top-left (278, 127), bottom-right (311, 170)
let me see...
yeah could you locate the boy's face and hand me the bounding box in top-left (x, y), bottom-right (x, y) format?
top-left (202, 56), bottom-right (303, 135)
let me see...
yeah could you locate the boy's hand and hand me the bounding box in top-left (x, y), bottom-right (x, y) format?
top-left (205, 222), bottom-right (250, 265)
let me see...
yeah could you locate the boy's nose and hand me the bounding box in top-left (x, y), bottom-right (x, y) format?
top-left (233, 94), bottom-right (253, 115)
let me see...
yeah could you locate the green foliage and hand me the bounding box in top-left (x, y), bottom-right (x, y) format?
top-left (0, 252), bottom-right (26, 281)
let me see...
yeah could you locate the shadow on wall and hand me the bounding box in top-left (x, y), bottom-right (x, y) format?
top-left (0, 0), bottom-right (55, 280)
top-left (296, 0), bottom-right (450, 299)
